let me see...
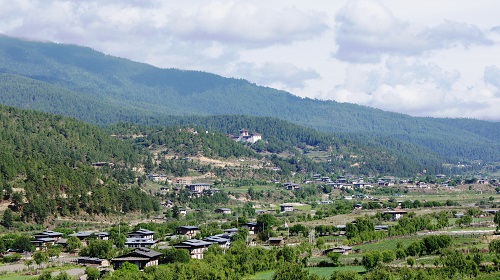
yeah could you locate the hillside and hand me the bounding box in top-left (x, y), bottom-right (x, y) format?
top-left (107, 120), bottom-right (444, 178)
top-left (0, 35), bottom-right (499, 163)
top-left (0, 103), bottom-right (441, 229)
top-left (0, 105), bottom-right (158, 224)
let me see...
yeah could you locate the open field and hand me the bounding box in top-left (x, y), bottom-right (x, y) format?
top-left (248, 266), bottom-right (366, 280)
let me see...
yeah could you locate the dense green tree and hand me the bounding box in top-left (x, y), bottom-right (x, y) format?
top-left (494, 211), bottom-right (500, 231)
top-left (327, 251), bottom-right (341, 266)
top-left (257, 214), bottom-right (278, 231)
top-left (362, 251), bottom-right (381, 270)
top-left (2, 208), bottom-right (14, 229)
top-left (66, 236), bottom-right (82, 253)
top-left (119, 262), bottom-right (140, 272)
top-left (381, 250), bottom-right (396, 263)
top-left (12, 235), bottom-right (33, 252)
top-left (272, 262), bottom-right (313, 280)
top-left (33, 251), bottom-right (49, 269)
top-left (489, 239), bottom-right (500, 256)
top-left (79, 239), bottom-right (114, 259)
top-left (329, 270), bottom-right (361, 280)
top-left (160, 248), bottom-right (191, 264)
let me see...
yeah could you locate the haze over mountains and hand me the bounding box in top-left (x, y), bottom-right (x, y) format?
top-left (0, 35), bottom-right (499, 165)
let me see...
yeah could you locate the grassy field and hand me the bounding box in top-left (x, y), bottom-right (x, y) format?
top-left (248, 266), bottom-right (365, 280)
top-left (0, 272), bottom-right (36, 279)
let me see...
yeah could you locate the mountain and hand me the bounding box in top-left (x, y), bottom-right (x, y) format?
top-left (0, 35), bottom-right (499, 164)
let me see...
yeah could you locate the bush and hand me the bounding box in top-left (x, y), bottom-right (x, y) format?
top-left (2, 253), bottom-right (21, 263)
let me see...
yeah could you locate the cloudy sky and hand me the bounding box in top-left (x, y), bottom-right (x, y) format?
top-left (1, 0), bottom-right (500, 121)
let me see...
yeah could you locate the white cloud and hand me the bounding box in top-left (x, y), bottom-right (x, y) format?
top-left (329, 58), bottom-right (500, 120)
top-left (334, 0), bottom-right (493, 63)
top-left (484, 65), bottom-right (500, 91)
top-left (235, 62), bottom-right (320, 90)
top-left (159, 2), bottom-right (329, 46)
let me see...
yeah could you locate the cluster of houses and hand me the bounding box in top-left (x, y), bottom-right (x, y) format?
top-left (173, 226), bottom-right (243, 259)
top-left (26, 208), bottom-right (411, 271)
top-left (29, 228), bottom-right (161, 270)
top-left (30, 228), bottom-right (157, 251)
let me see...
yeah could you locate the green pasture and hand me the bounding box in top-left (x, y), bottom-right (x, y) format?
top-left (224, 184), bottom-right (278, 194)
top-left (248, 266), bottom-right (365, 280)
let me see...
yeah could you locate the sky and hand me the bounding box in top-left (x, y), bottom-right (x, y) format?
top-left (1, 0), bottom-right (500, 121)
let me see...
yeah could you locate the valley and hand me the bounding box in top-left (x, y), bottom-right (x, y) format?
top-left (0, 35), bottom-right (499, 279)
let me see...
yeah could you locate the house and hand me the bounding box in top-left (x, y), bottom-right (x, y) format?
top-left (179, 208), bottom-right (188, 216)
top-left (374, 225), bottom-right (389, 231)
top-left (353, 182), bottom-right (372, 188)
top-left (280, 204), bottom-right (294, 212)
top-left (174, 239), bottom-right (213, 259)
top-left (33, 230), bottom-right (63, 241)
top-left (125, 238), bottom-right (157, 248)
top-left (31, 230), bottom-right (63, 250)
top-left (283, 182), bottom-right (300, 191)
top-left (325, 246), bottom-right (352, 255)
top-left (203, 235), bottom-right (231, 249)
top-left (176, 226), bottom-right (201, 238)
top-left (241, 222), bottom-right (259, 235)
top-left (176, 178), bottom-right (188, 184)
top-left (77, 257), bottom-right (109, 267)
top-left (223, 228), bottom-right (238, 236)
top-left (185, 183), bottom-right (211, 193)
top-left (128, 229), bottom-right (155, 240)
top-left (383, 210), bottom-right (408, 220)
top-left (111, 247), bottom-right (162, 270)
top-left (148, 173), bottom-right (168, 182)
top-left (125, 229), bottom-right (156, 248)
top-left (215, 208), bottom-right (232, 214)
top-left (269, 237), bottom-right (284, 246)
top-left (327, 183), bottom-right (343, 189)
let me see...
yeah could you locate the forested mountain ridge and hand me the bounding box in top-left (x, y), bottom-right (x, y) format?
top-left (0, 35), bottom-right (499, 162)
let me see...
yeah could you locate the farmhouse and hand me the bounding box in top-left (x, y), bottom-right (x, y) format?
top-left (269, 237), bottom-right (284, 246)
top-left (125, 229), bottom-right (156, 248)
top-left (325, 246), bottom-right (353, 255)
top-left (203, 235), bottom-right (231, 249)
top-left (31, 230), bottom-right (64, 250)
top-left (111, 247), bottom-right (162, 270)
top-left (174, 239), bottom-right (213, 259)
top-left (128, 229), bottom-right (155, 240)
top-left (185, 183), bottom-right (211, 194)
top-left (77, 257), bottom-right (109, 267)
top-left (241, 222), bottom-right (259, 235)
top-left (176, 226), bottom-right (201, 238)
top-left (383, 210), bottom-right (408, 220)
top-left (223, 228), bottom-right (238, 236)
top-left (215, 208), bottom-right (232, 214)
top-left (280, 204), bottom-right (294, 212)
top-left (283, 182), bottom-right (300, 190)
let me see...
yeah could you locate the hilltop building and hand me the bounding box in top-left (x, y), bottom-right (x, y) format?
top-left (228, 129), bottom-right (262, 143)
